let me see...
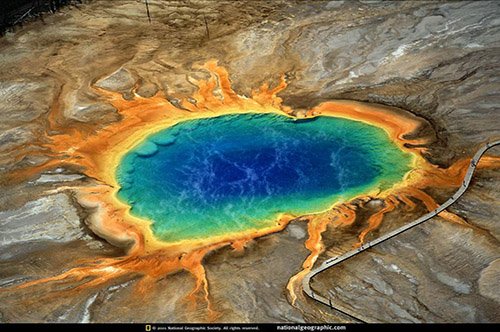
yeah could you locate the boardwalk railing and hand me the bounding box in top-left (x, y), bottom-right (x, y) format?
top-left (302, 139), bottom-right (500, 322)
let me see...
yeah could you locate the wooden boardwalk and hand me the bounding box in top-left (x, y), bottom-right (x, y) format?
top-left (302, 139), bottom-right (500, 322)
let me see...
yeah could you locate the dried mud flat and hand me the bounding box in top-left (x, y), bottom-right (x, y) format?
top-left (0, 0), bottom-right (499, 323)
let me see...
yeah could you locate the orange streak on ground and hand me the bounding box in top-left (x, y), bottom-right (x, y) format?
top-left (335, 205), bottom-right (357, 226)
top-left (477, 155), bottom-right (500, 169)
top-left (397, 193), bottom-right (418, 211)
top-left (356, 196), bottom-right (398, 246)
top-left (231, 239), bottom-right (250, 252)
top-left (310, 101), bottom-right (433, 149)
top-left (251, 74), bottom-right (288, 109)
top-left (286, 205), bottom-right (357, 305)
top-left (285, 216), bottom-right (328, 306)
top-left (201, 60), bottom-right (241, 105)
top-left (399, 187), bottom-right (470, 228)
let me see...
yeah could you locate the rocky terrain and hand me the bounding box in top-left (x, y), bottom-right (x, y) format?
top-left (0, 0), bottom-right (499, 323)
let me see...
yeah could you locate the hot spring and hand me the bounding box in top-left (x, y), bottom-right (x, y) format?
top-left (116, 113), bottom-right (413, 243)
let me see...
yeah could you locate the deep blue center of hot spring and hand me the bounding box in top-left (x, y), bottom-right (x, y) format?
top-left (116, 113), bottom-right (413, 242)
